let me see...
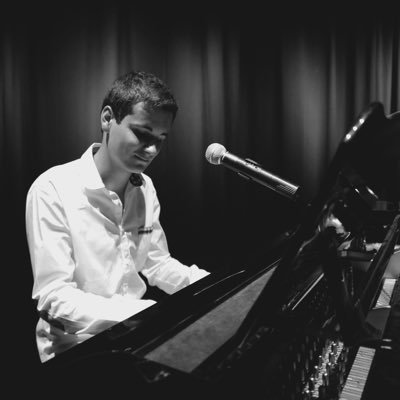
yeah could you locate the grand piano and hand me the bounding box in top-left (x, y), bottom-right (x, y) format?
top-left (42, 102), bottom-right (400, 399)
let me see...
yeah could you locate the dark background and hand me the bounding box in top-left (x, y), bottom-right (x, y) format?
top-left (1, 2), bottom-right (399, 385)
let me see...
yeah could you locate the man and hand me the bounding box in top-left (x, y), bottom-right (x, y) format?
top-left (25, 71), bottom-right (209, 363)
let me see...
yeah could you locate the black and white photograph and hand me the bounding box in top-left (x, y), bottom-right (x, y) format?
top-left (2, 3), bottom-right (399, 398)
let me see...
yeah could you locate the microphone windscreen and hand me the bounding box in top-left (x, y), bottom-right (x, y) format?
top-left (205, 143), bottom-right (226, 165)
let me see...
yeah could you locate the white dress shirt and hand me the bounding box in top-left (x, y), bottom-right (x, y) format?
top-left (25, 143), bottom-right (209, 362)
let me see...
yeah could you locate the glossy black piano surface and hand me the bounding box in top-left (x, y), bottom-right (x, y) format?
top-left (42, 103), bottom-right (400, 399)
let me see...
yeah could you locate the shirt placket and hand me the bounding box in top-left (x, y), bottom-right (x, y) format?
top-left (110, 192), bottom-right (131, 295)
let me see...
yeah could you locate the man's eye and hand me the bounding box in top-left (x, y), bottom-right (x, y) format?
top-left (132, 129), bottom-right (165, 146)
top-left (132, 130), bottom-right (146, 140)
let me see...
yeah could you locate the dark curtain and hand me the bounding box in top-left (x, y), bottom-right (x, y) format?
top-left (1, 3), bottom-right (399, 377)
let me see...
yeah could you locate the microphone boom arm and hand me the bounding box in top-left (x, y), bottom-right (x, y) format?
top-left (221, 151), bottom-right (300, 201)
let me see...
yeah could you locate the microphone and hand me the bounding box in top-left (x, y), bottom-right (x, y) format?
top-left (205, 143), bottom-right (301, 201)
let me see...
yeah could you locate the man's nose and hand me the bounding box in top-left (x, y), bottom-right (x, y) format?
top-left (144, 143), bottom-right (158, 156)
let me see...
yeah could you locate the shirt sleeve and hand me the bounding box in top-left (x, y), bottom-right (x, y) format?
top-left (140, 189), bottom-right (210, 294)
top-left (25, 180), bottom-right (156, 336)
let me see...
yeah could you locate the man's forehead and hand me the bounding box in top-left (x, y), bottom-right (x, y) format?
top-left (128, 102), bottom-right (173, 127)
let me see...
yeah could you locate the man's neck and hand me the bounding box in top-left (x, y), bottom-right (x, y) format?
top-left (93, 145), bottom-right (130, 198)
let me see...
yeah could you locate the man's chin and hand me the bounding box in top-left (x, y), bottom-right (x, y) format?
top-left (129, 162), bottom-right (148, 174)
top-left (130, 167), bottom-right (146, 174)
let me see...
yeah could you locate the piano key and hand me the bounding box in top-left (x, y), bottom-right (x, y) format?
top-left (339, 346), bottom-right (375, 400)
top-left (340, 277), bottom-right (400, 400)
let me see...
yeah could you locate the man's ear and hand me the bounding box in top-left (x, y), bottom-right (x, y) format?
top-left (101, 106), bottom-right (114, 132)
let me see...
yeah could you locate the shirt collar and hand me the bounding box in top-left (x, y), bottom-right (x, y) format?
top-left (80, 143), bottom-right (143, 190)
top-left (79, 143), bottom-right (104, 190)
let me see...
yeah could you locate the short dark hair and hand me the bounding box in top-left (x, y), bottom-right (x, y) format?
top-left (101, 71), bottom-right (178, 123)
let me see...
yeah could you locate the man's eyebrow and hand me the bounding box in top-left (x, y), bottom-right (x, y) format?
top-left (129, 123), bottom-right (153, 131)
top-left (129, 123), bottom-right (169, 137)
